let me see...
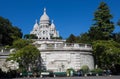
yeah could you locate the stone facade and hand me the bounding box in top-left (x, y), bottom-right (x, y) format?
top-left (31, 8), bottom-right (94, 72)
top-left (30, 8), bottom-right (59, 40)
top-left (0, 8), bottom-right (94, 73)
top-left (33, 40), bottom-right (94, 72)
top-left (0, 49), bottom-right (11, 68)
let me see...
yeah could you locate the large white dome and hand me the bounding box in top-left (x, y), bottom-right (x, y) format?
top-left (40, 8), bottom-right (50, 21)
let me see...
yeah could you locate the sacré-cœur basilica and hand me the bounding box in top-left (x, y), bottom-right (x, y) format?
top-left (30, 8), bottom-right (94, 72)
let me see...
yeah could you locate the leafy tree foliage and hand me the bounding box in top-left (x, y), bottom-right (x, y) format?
top-left (88, 2), bottom-right (120, 70)
top-left (65, 2), bottom-right (120, 71)
top-left (78, 33), bottom-right (91, 43)
top-left (51, 36), bottom-right (63, 40)
top-left (81, 65), bottom-right (89, 74)
top-left (66, 33), bottom-right (91, 44)
top-left (66, 34), bottom-right (77, 43)
top-left (112, 33), bottom-right (120, 43)
top-left (8, 39), bottom-right (40, 72)
top-left (24, 34), bottom-right (38, 39)
top-left (92, 40), bottom-right (120, 69)
top-left (117, 19), bottom-right (120, 26)
top-left (89, 2), bottom-right (114, 41)
top-left (0, 16), bottom-right (22, 46)
top-left (12, 39), bottom-right (31, 49)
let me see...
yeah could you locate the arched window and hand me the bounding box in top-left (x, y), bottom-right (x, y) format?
top-left (43, 31), bottom-right (45, 34)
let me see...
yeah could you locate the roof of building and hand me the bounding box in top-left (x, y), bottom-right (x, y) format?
top-left (40, 8), bottom-right (50, 21)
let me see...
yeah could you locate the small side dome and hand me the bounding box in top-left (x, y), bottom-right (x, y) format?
top-left (50, 20), bottom-right (55, 29)
top-left (33, 20), bottom-right (39, 30)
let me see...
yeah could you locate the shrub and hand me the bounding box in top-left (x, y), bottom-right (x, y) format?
top-left (81, 65), bottom-right (89, 74)
top-left (91, 68), bottom-right (103, 75)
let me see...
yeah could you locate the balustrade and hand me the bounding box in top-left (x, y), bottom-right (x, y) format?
top-left (39, 43), bottom-right (92, 50)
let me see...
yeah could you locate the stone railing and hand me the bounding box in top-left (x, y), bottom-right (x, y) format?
top-left (38, 43), bottom-right (92, 51)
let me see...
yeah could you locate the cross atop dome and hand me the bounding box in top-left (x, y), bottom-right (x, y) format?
top-left (44, 8), bottom-right (46, 13)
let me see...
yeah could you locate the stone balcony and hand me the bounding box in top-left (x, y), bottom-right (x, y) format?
top-left (37, 43), bottom-right (92, 51)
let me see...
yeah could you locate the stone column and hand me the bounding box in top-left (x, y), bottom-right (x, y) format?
top-left (64, 43), bottom-right (67, 47)
top-left (54, 43), bottom-right (57, 48)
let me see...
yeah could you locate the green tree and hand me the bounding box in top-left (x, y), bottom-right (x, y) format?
top-left (8, 39), bottom-right (40, 72)
top-left (78, 33), bottom-right (91, 43)
top-left (113, 19), bottom-right (120, 43)
top-left (92, 40), bottom-right (120, 69)
top-left (51, 36), bottom-right (63, 40)
top-left (89, 2), bottom-right (114, 41)
top-left (81, 65), bottom-right (89, 74)
top-left (24, 34), bottom-right (38, 39)
top-left (66, 34), bottom-right (77, 43)
top-left (112, 33), bottom-right (120, 43)
top-left (10, 26), bottom-right (22, 41)
top-left (12, 39), bottom-right (31, 49)
top-left (117, 19), bottom-right (120, 26)
top-left (0, 16), bottom-right (22, 46)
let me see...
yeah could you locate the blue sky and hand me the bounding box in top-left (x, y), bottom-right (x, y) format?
top-left (0, 0), bottom-right (120, 39)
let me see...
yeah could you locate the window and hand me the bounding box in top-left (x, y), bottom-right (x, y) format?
top-left (43, 31), bottom-right (45, 34)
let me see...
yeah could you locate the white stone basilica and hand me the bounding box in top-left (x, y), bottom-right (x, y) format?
top-left (30, 8), bottom-right (94, 72)
top-left (30, 8), bottom-right (59, 40)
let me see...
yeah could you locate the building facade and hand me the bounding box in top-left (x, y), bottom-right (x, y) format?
top-left (30, 8), bottom-right (94, 72)
top-left (30, 8), bottom-right (59, 40)
top-left (0, 8), bottom-right (94, 73)
top-left (33, 40), bottom-right (94, 72)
